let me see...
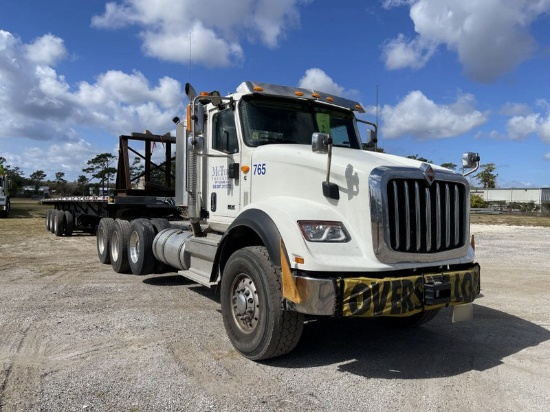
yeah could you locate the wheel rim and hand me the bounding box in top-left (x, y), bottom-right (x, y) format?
top-left (111, 232), bottom-right (120, 261)
top-left (98, 227), bottom-right (106, 254)
top-left (230, 273), bottom-right (260, 333)
top-left (129, 231), bottom-right (139, 264)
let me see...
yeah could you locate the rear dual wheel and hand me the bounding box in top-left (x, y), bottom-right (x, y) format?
top-left (110, 219), bottom-right (131, 273)
top-left (97, 218), bottom-right (115, 264)
top-left (128, 219), bottom-right (156, 275)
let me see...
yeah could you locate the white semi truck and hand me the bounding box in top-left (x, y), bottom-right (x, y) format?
top-left (89, 81), bottom-right (481, 360)
top-left (0, 165), bottom-right (11, 218)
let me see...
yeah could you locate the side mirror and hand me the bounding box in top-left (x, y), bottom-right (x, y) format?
top-left (312, 132), bottom-right (330, 154)
top-left (365, 129), bottom-right (377, 150)
top-left (462, 152), bottom-right (480, 176)
top-left (192, 103), bottom-right (205, 134)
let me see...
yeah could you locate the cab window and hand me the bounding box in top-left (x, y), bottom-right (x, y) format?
top-left (213, 109), bottom-right (238, 154)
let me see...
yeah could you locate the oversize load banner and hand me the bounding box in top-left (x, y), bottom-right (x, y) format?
top-left (340, 265), bottom-right (480, 317)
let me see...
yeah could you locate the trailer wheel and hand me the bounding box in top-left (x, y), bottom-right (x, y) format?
top-left (97, 218), bottom-right (115, 264)
top-left (50, 210), bottom-right (57, 233)
top-left (111, 219), bottom-right (131, 273)
top-left (128, 219), bottom-right (156, 275)
top-left (220, 246), bottom-right (304, 361)
top-left (46, 209), bottom-right (52, 231)
top-left (53, 210), bottom-right (65, 236)
top-left (150, 218), bottom-right (171, 273)
top-left (64, 211), bottom-right (74, 236)
top-left (45, 209), bottom-right (51, 230)
top-left (382, 308), bottom-right (441, 328)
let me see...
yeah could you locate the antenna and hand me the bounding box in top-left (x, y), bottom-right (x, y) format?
top-left (188, 29), bottom-right (192, 83)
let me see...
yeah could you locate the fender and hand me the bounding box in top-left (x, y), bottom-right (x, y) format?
top-left (212, 208), bottom-right (283, 282)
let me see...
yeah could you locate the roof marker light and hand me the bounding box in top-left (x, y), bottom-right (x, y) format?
top-left (355, 104), bottom-right (364, 111)
top-left (326, 96), bottom-right (334, 102)
top-left (253, 86), bottom-right (264, 91)
top-left (312, 93), bottom-right (320, 98)
top-left (295, 91), bottom-right (304, 96)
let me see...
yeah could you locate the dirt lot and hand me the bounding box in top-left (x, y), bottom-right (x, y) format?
top-left (1, 201), bottom-right (550, 411)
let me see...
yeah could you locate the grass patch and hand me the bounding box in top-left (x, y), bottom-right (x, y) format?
top-left (471, 213), bottom-right (550, 227)
top-left (9, 198), bottom-right (50, 218)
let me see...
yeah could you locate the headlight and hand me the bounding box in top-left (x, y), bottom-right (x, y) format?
top-left (298, 221), bottom-right (351, 243)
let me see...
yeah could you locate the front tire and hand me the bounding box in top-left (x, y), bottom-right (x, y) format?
top-left (220, 246), bottom-right (304, 361)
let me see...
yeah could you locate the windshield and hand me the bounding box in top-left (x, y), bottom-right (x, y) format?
top-left (239, 96), bottom-right (362, 149)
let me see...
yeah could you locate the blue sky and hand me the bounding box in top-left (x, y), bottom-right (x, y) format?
top-left (1, 0), bottom-right (550, 187)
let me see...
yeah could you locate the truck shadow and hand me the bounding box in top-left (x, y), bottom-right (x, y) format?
top-left (271, 304), bottom-right (550, 378)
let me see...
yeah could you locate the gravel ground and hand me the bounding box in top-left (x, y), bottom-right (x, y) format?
top-left (0, 218), bottom-right (549, 411)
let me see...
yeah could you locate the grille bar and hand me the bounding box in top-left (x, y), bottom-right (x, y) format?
top-left (387, 179), bottom-right (466, 254)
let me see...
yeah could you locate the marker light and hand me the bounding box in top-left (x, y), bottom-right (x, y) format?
top-left (326, 96), bottom-right (334, 102)
top-left (186, 104), bottom-right (191, 132)
top-left (295, 91), bottom-right (304, 96)
top-left (200, 91), bottom-right (209, 96)
top-left (253, 86), bottom-right (264, 91)
top-left (312, 93), bottom-right (320, 98)
top-left (241, 165), bottom-right (250, 173)
top-left (298, 221), bottom-right (351, 243)
top-left (294, 256), bottom-right (305, 264)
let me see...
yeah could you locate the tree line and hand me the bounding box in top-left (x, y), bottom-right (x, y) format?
top-left (0, 153), bottom-right (119, 197)
top-left (1, 152), bottom-right (497, 198)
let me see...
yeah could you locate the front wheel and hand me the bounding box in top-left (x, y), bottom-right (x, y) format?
top-left (220, 246), bottom-right (304, 361)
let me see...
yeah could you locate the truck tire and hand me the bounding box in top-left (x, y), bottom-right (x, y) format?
top-left (150, 218), bottom-right (171, 273)
top-left (97, 218), bottom-right (115, 264)
top-left (220, 246), bottom-right (304, 361)
top-left (46, 209), bottom-right (53, 230)
top-left (111, 219), bottom-right (131, 273)
top-left (64, 211), bottom-right (74, 236)
top-left (48, 209), bottom-right (56, 233)
top-left (54, 210), bottom-right (65, 236)
top-left (128, 219), bottom-right (156, 275)
top-left (382, 308), bottom-right (441, 328)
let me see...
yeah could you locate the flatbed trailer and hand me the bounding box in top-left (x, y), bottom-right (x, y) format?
top-left (43, 132), bottom-right (181, 236)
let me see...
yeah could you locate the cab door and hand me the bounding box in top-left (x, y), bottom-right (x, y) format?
top-left (207, 108), bottom-right (240, 221)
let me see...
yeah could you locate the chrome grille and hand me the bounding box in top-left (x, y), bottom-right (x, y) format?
top-left (369, 166), bottom-right (470, 264)
top-left (387, 179), bottom-right (466, 253)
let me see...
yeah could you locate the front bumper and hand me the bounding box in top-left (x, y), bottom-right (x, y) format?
top-left (283, 263), bottom-right (480, 317)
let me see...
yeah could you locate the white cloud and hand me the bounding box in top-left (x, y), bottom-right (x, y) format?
top-left (381, 90), bottom-right (488, 139)
top-left (382, 0), bottom-right (550, 82)
top-left (382, 34), bottom-right (436, 70)
top-left (91, 0), bottom-right (306, 67)
top-left (298, 68), bottom-right (359, 100)
top-left (504, 108), bottom-right (550, 142)
top-left (23, 34), bottom-right (67, 65)
top-left (0, 30), bottom-right (184, 142)
top-left (506, 114), bottom-right (540, 140)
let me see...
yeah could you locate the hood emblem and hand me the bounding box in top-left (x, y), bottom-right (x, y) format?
top-left (420, 163), bottom-right (436, 186)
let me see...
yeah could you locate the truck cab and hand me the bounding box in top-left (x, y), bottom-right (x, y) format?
top-left (153, 81), bottom-right (480, 360)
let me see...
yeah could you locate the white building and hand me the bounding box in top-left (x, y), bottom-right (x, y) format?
top-left (472, 188), bottom-right (550, 212)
